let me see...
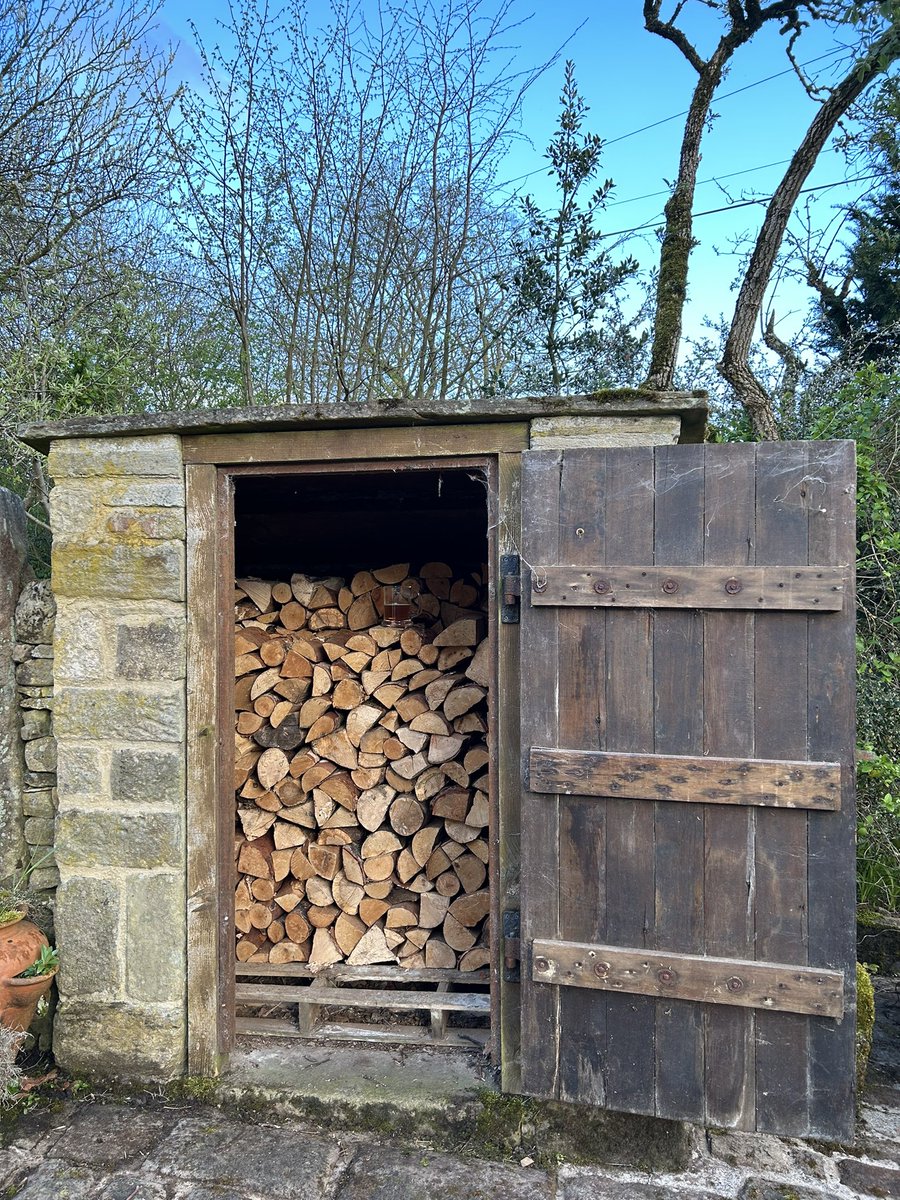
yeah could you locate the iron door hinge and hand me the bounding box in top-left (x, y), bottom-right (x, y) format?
top-left (500, 553), bottom-right (521, 624)
top-left (503, 908), bottom-right (521, 982)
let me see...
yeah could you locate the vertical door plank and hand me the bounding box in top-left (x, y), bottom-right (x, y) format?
top-left (556, 450), bottom-right (609, 1105)
top-left (753, 442), bottom-right (811, 1135)
top-left (806, 441), bottom-right (857, 1140)
top-left (652, 444), bottom-right (706, 1120)
top-left (497, 452), bottom-right (524, 1093)
top-left (602, 447), bottom-right (657, 1114)
top-left (702, 444), bottom-right (757, 1130)
top-left (520, 450), bottom-right (562, 1097)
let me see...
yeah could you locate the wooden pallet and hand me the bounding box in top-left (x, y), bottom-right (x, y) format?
top-left (235, 963), bottom-right (491, 1047)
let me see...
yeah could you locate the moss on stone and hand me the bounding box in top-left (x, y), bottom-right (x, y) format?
top-left (856, 960), bottom-right (876, 1101)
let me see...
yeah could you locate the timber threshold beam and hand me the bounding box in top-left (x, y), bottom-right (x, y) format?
top-left (529, 748), bottom-right (842, 809)
top-left (532, 940), bottom-right (845, 1018)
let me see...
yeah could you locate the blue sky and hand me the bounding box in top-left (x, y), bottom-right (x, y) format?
top-left (156, 1), bottom-right (878, 352)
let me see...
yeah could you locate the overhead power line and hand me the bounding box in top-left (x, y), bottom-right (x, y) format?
top-left (491, 43), bottom-right (850, 197)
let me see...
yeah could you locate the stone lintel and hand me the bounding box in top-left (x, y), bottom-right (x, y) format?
top-left (529, 414), bottom-right (681, 449)
top-left (21, 391), bottom-right (708, 453)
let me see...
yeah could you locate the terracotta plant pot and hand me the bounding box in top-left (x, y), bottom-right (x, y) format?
top-left (0, 916), bottom-right (53, 1034)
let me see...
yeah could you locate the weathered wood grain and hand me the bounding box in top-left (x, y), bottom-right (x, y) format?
top-left (528, 749), bottom-right (842, 809)
top-left (600, 447), bottom-right (657, 1115)
top-left (186, 463), bottom-right (225, 1076)
top-left (528, 565), bottom-right (846, 610)
top-left (701, 443), bottom-right (757, 1131)
top-left (805, 440), bottom-right (857, 1141)
top-left (496, 451), bottom-right (524, 1092)
top-left (183, 424), bottom-right (529, 464)
top-left (556, 448), bottom-right (609, 1107)
top-left (519, 448), bottom-right (562, 1099)
top-left (531, 941), bottom-right (844, 1018)
top-left (651, 442), bottom-right (706, 1121)
top-left (235, 983), bottom-right (491, 1013)
top-left (753, 441), bottom-right (812, 1135)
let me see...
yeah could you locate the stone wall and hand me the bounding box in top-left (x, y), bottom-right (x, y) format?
top-left (0, 488), bottom-right (29, 879)
top-left (15, 581), bottom-right (59, 892)
top-left (48, 435), bottom-right (188, 1079)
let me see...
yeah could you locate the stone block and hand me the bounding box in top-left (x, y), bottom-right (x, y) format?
top-left (22, 789), bottom-right (55, 817)
top-left (106, 508), bottom-right (185, 541)
top-left (52, 999), bottom-right (186, 1080)
top-left (24, 817), bottom-right (55, 846)
top-left (110, 480), bottom-right (185, 508)
top-left (30, 644), bottom-right (54, 658)
top-left (56, 810), bottom-right (183, 870)
top-left (529, 415), bottom-right (681, 449)
top-left (55, 685), bottom-right (184, 743)
top-left (837, 1158), bottom-right (900, 1198)
top-left (50, 486), bottom-right (186, 545)
top-left (16, 657), bottom-right (53, 686)
top-left (57, 743), bottom-right (103, 796)
top-left (14, 581), bottom-right (56, 643)
top-left (52, 541), bottom-right (185, 602)
top-left (111, 748), bottom-right (183, 805)
top-left (55, 876), bottom-right (122, 996)
top-left (20, 709), bottom-right (52, 740)
top-left (28, 866), bottom-right (59, 891)
top-left (24, 770), bottom-right (55, 788)
top-left (54, 605), bottom-right (107, 681)
top-left (116, 621), bottom-right (185, 681)
top-left (48, 434), bottom-right (184, 480)
top-left (126, 874), bottom-right (186, 1003)
top-left (24, 736), bottom-right (57, 773)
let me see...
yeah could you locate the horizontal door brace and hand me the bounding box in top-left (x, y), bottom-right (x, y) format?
top-left (532, 940), bottom-right (844, 1019)
top-left (528, 565), bottom-right (847, 610)
top-left (529, 748), bottom-right (842, 809)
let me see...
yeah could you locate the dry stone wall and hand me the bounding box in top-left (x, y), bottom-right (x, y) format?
top-left (48, 435), bottom-right (188, 1079)
top-left (1, 488), bottom-right (29, 879)
top-left (15, 581), bottom-right (59, 891)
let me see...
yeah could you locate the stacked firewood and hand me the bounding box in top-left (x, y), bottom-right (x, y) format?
top-left (234, 562), bottom-right (491, 972)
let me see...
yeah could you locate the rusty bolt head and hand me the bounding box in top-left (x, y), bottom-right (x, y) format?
top-left (594, 961), bottom-right (610, 978)
top-left (534, 956), bottom-right (550, 972)
top-left (593, 578), bottom-right (612, 595)
top-left (724, 577), bottom-right (743, 595)
top-left (657, 967), bottom-right (678, 985)
top-left (661, 578), bottom-right (679, 595)
top-left (532, 572), bottom-right (548, 593)
top-left (726, 976), bottom-right (744, 993)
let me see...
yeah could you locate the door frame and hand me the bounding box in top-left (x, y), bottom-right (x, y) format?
top-left (183, 423), bottom-right (528, 1075)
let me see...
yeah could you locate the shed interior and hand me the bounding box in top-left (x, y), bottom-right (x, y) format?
top-left (231, 463), bottom-right (495, 1049)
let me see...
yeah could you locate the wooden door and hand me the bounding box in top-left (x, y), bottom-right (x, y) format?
top-left (518, 442), bottom-right (856, 1140)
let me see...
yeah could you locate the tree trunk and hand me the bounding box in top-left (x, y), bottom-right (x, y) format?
top-left (719, 23), bottom-right (900, 437)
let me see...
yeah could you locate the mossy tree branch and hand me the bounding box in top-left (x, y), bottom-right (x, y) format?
top-left (641, 1), bottom-right (838, 391)
top-left (718, 19), bottom-right (900, 437)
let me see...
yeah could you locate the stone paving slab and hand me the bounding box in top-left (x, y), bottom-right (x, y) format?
top-left (557, 1177), bottom-right (733, 1199)
top-left (333, 1144), bottom-right (553, 1200)
top-left (145, 1115), bottom-right (339, 1197)
top-left (737, 1181), bottom-right (843, 1200)
top-left (49, 1102), bottom-right (173, 1168)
